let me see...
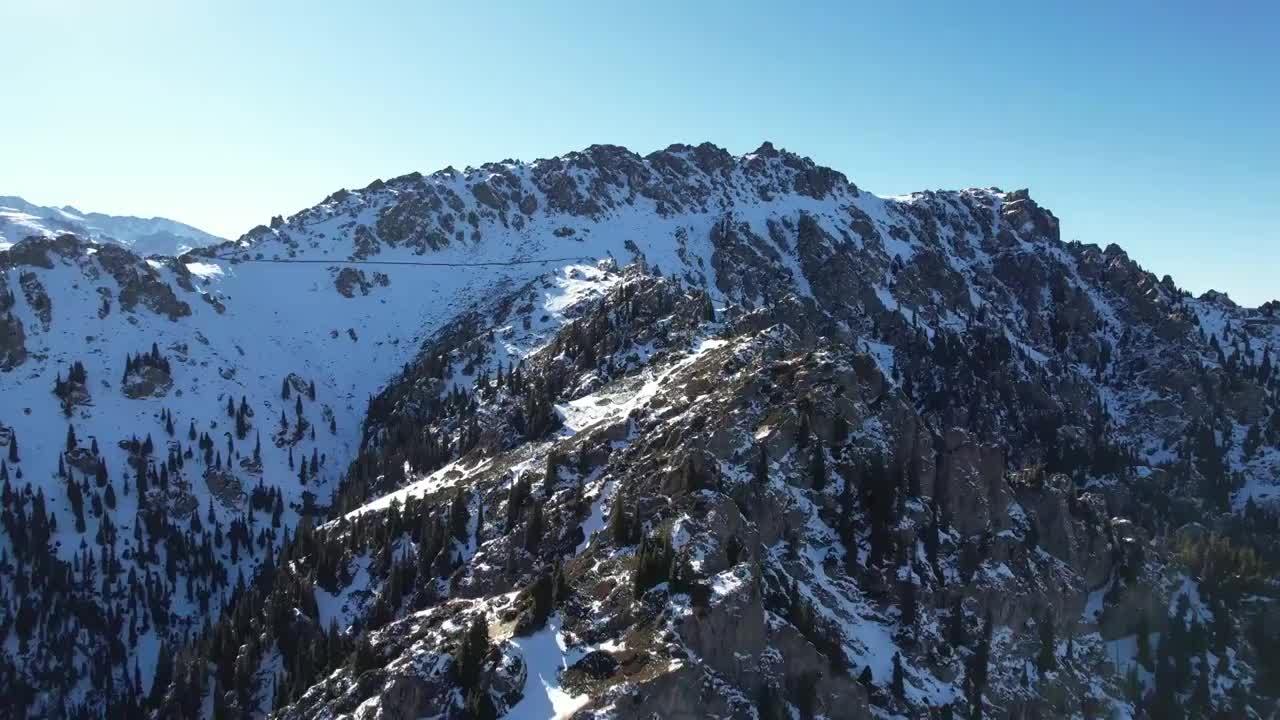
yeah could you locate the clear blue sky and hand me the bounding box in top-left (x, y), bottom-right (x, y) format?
top-left (3, 1), bottom-right (1276, 304)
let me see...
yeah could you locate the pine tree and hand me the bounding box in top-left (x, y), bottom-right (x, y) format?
top-left (6, 431), bottom-right (16, 463)
top-left (900, 578), bottom-right (917, 627)
top-left (1191, 655), bottom-right (1211, 712)
top-left (756, 682), bottom-right (786, 720)
top-left (1137, 612), bottom-right (1153, 670)
top-left (809, 439), bottom-right (827, 492)
top-left (454, 615), bottom-right (490, 690)
top-left (450, 492), bottom-right (469, 541)
top-left (891, 652), bottom-right (906, 701)
top-left (524, 501), bottom-right (543, 554)
top-left (504, 476), bottom-right (528, 532)
top-left (633, 533), bottom-right (674, 597)
top-left (281, 377), bottom-right (291, 399)
top-left (462, 686), bottom-right (497, 720)
top-left (349, 634), bottom-right (378, 675)
top-left (1037, 610), bottom-right (1056, 673)
top-left (150, 641), bottom-right (174, 706)
top-left (607, 497), bottom-right (630, 544)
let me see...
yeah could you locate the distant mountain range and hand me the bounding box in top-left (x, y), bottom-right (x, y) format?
top-left (0, 195), bottom-right (223, 256)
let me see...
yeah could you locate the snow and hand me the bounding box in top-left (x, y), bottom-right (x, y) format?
top-left (708, 565), bottom-right (748, 597)
top-left (574, 480), bottom-right (613, 555)
top-left (1104, 631), bottom-right (1161, 689)
top-left (1170, 576), bottom-right (1212, 624)
top-left (557, 335), bottom-right (728, 434)
top-left (0, 195), bottom-right (223, 255)
top-left (1082, 573), bottom-right (1114, 623)
top-left (342, 456), bottom-right (494, 520)
top-left (505, 617), bottom-right (590, 720)
top-left (315, 557), bottom-right (371, 631)
top-left (184, 261), bottom-right (224, 278)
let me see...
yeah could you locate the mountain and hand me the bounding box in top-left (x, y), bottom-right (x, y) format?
top-left (0, 195), bottom-right (223, 256)
top-left (0, 142), bottom-right (1277, 719)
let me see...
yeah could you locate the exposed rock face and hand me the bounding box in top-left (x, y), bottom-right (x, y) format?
top-left (0, 310), bottom-right (25, 370)
top-left (938, 429), bottom-right (1007, 537)
top-left (203, 467), bottom-right (244, 509)
top-left (334, 267), bottom-right (391, 297)
top-left (19, 271), bottom-right (51, 328)
top-left (123, 365), bottom-right (173, 398)
top-left (95, 245), bottom-right (191, 319)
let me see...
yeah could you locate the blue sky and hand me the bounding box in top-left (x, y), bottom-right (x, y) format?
top-left (3, 1), bottom-right (1276, 304)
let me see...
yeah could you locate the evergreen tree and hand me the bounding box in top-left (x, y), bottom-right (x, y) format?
top-left (809, 439), bottom-right (827, 492)
top-left (891, 652), bottom-right (906, 701)
top-left (607, 497), bottom-right (630, 545)
top-left (1037, 610), bottom-right (1056, 673)
top-left (462, 685), bottom-right (497, 720)
top-left (349, 634), bottom-right (378, 675)
top-left (454, 615), bottom-right (490, 690)
top-left (524, 501), bottom-right (544, 554)
top-left (1137, 613), bottom-right (1153, 670)
top-left (543, 452), bottom-right (561, 497)
top-left (450, 491), bottom-right (470, 541)
top-left (150, 642), bottom-right (174, 706)
top-left (633, 533), bottom-right (674, 597)
top-left (900, 578), bottom-right (917, 627)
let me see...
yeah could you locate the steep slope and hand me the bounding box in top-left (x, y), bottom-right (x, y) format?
top-left (1, 142), bottom-right (1278, 719)
top-left (0, 196), bottom-right (223, 256)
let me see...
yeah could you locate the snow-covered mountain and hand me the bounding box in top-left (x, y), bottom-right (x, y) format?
top-left (1, 143), bottom-right (1278, 719)
top-left (0, 195), bottom-right (223, 256)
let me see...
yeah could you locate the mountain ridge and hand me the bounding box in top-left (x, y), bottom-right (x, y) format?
top-left (0, 141), bottom-right (1278, 718)
top-left (203, 140), bottom-right (1274, 310)
top-left (0, 194), bottom-right (223, 257)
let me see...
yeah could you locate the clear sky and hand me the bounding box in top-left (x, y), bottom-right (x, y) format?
top-left (3, 1), bottom-right (1276, 305)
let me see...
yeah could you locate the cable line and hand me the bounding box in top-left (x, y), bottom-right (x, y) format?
top-left (205, 254), bottom-right (597, 268)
